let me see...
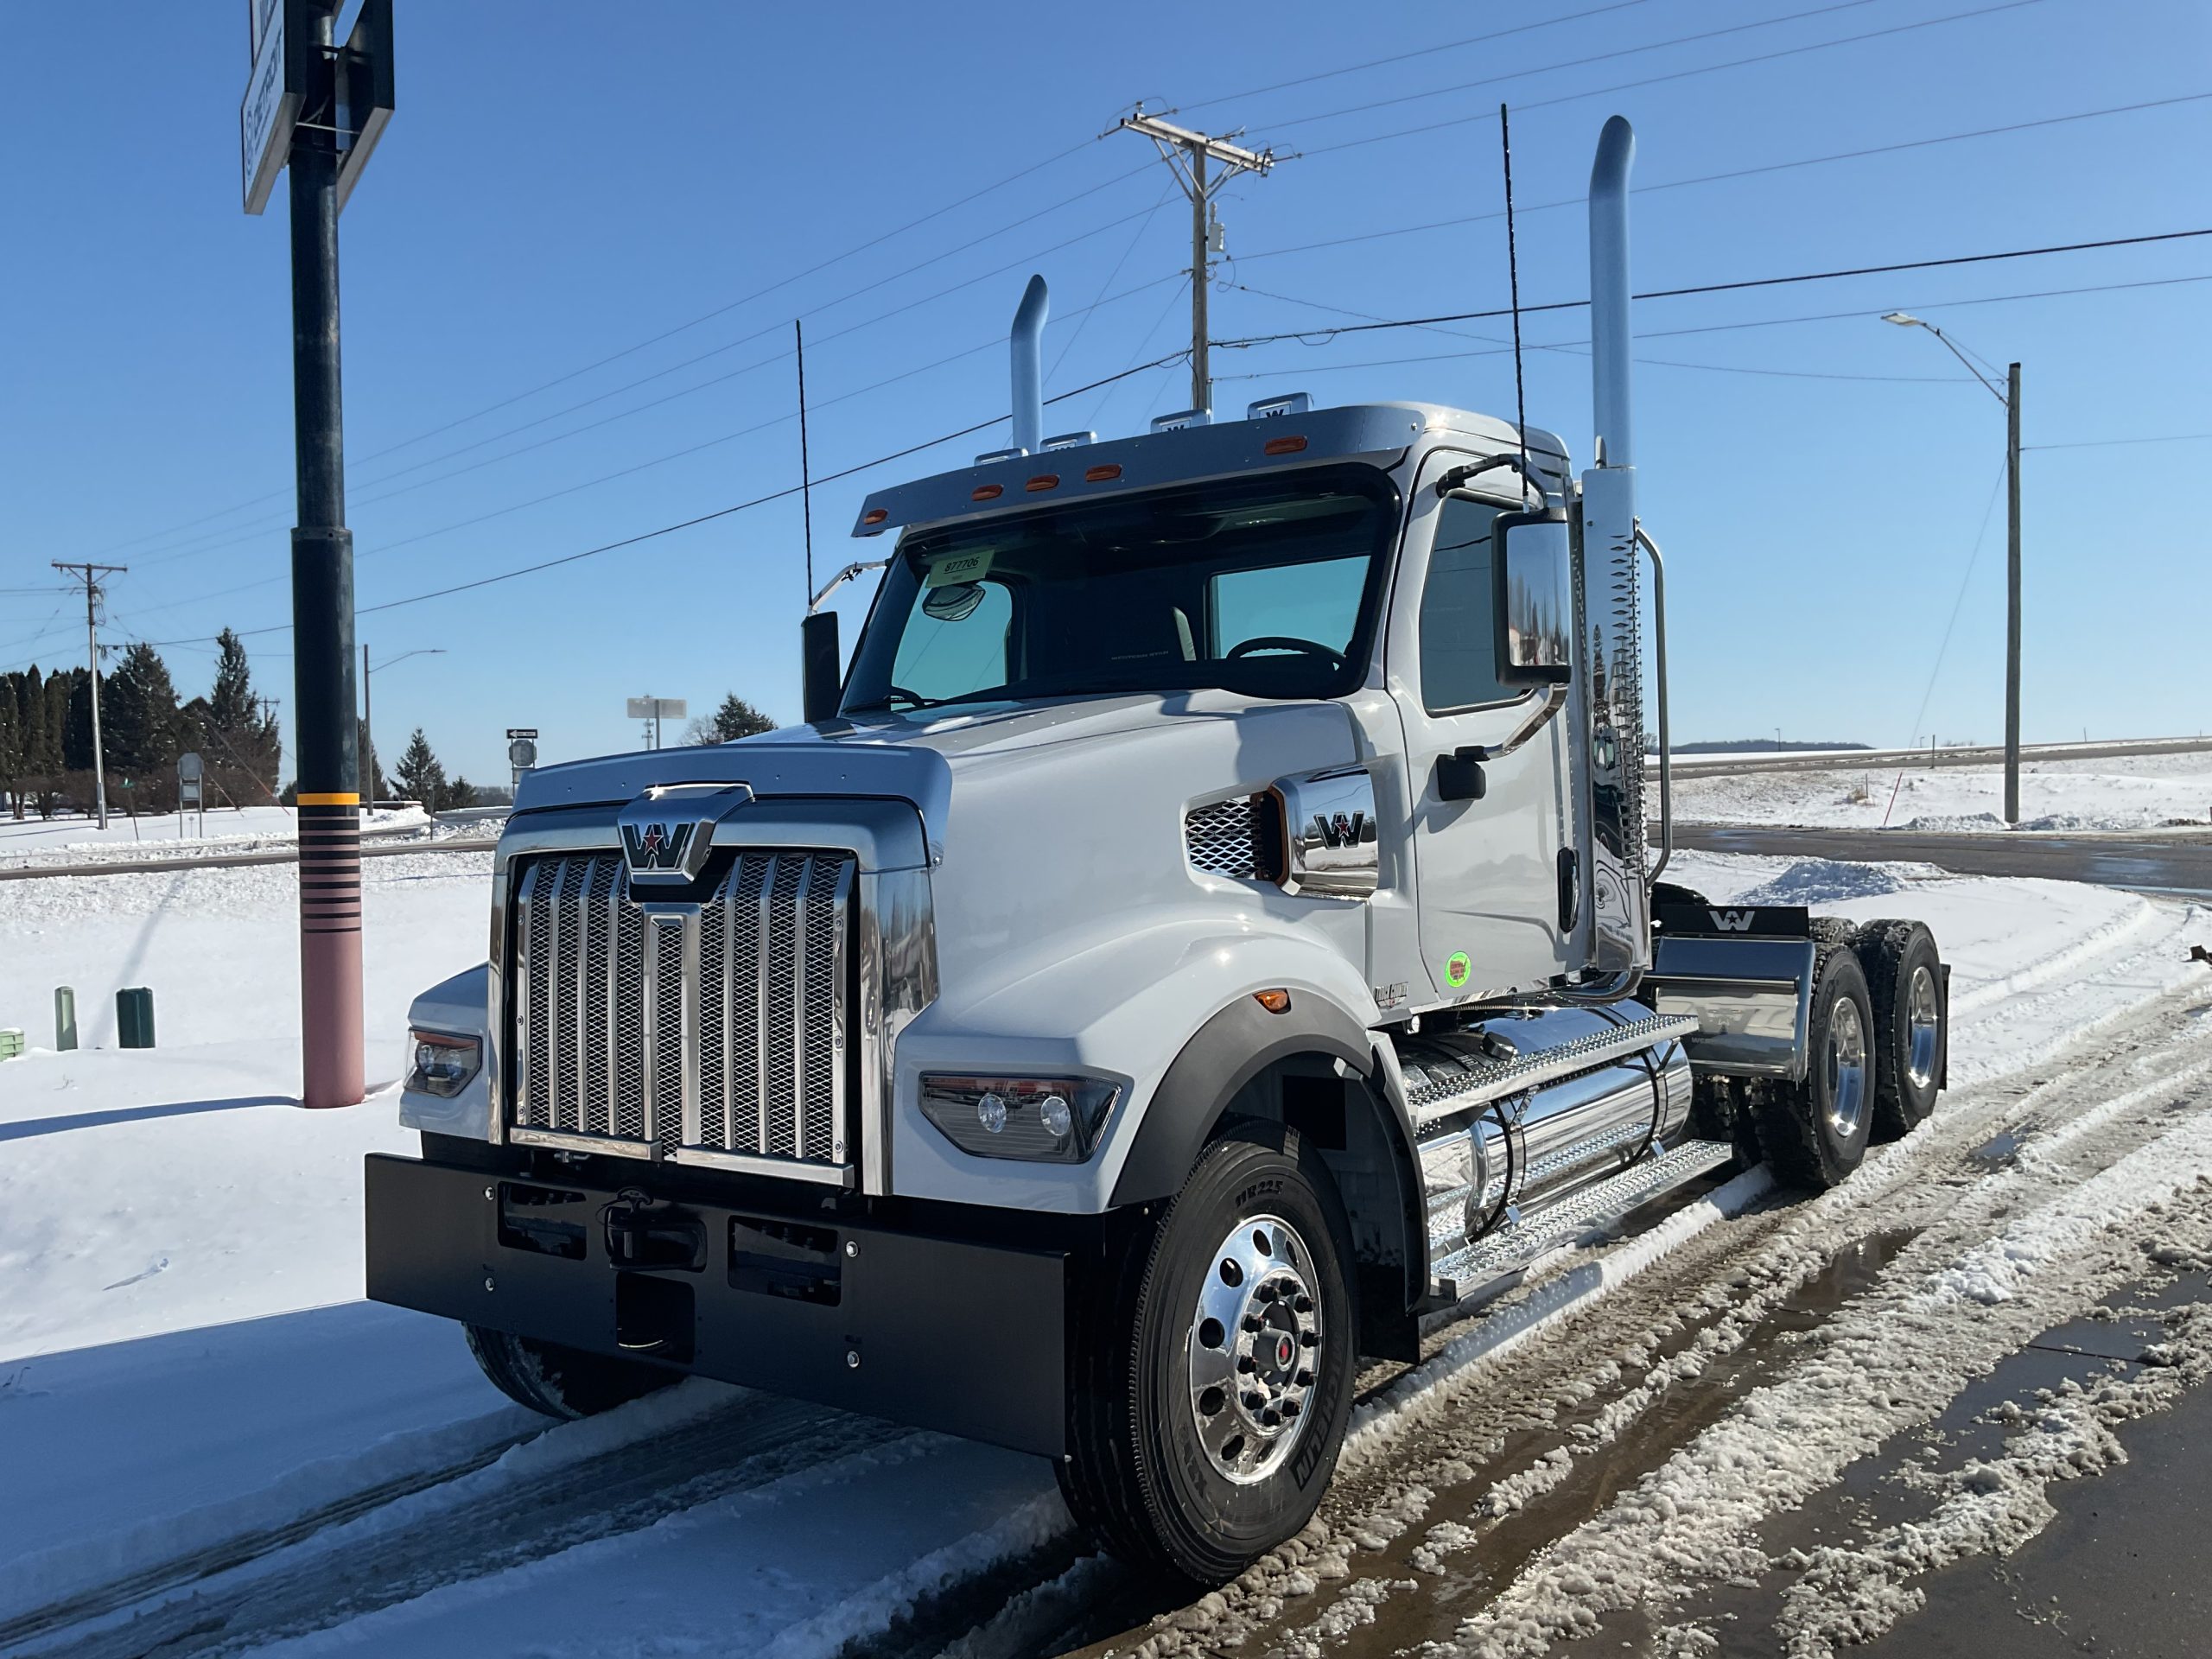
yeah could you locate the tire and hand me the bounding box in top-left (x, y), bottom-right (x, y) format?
top-left (1752, 944), bottom-right (1876, 1191)
top-left (1651, 880), bottom-right (1710, 912)
top-left (1058, 1123), bottom-right (1357, 1585)
top-left (464, 1325), bottom-right (678, 1419)
top-left (1854, 919), bottom-right (1946, 1140)
top-left (1808, 915), bottom-right (1857, 947)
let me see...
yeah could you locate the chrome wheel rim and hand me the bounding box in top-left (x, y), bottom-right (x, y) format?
top-left (1826, 995), bottom-right (1870, 1140)
top-left (1185, 1214), bottom-right (1323, 1484)
top-left (1905, 963), bottom-right (1941, 1091)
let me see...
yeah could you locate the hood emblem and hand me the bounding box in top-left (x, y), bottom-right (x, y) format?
top-left (615, 782), bottom-right (752, 885)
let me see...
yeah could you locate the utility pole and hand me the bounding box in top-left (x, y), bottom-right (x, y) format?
top-left (1115, 109), bottom-right (1277, 415)
top-left (2005, 361), bottom-right (2023, 825)
top-left (51, 562), bottom-right (126, 831)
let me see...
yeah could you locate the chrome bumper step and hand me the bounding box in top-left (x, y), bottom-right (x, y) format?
top-left (1427, 1136), bottom-right (1738, 1307)
top-left (1395, 1009), bottom-right (1701, 1128)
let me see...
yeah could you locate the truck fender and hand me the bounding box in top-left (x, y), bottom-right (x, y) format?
top-left (1108, 991), bottom-right (1375, 1206)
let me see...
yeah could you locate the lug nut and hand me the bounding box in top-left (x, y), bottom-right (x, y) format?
top-left (1300, 1330), bottom-right (1319, 1348)
top-left (1236, 1355), bottom-right (1256, 1374)
top-left (1296, 1368), bottom-right (1314, 1387)
top-left (1282, 1399), bottom-right (1301, 1418)
top-left (1243, 1391), bottom-right (1266, 1413)
top-left (1255, 1282), bottom-right (1278, 1303)
top-left (1243, 1315), bottom-right (1265, 1333)
top-left (1260, 1408), bottom-right (1281, 1428)
top-left (1292, 1293), bottom-right (1313, 1314)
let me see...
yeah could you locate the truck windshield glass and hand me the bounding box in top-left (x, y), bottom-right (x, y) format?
top-left (845, 466), bottom-right (1395, 711)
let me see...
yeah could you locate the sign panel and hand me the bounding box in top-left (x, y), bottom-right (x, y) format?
top-left (626, 697), bottom-right (687, 721)
top-left (178, 751), bottom-right (205, 780)
top-left (507, 737), bottom-right (538, 770)
top-left (505, 728), bottom-right (538, 740)
top-left (334, 0), bottom-right (395, 215)
top-left (240, 0), bottom-right (305, 214)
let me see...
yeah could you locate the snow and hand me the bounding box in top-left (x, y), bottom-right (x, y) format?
top-left (2, 840), bottom-right (2209, 1653)
top-left (1675, 749), bottom-right (2212, 832)
top-left (0, 804), bottom-right (438, 868)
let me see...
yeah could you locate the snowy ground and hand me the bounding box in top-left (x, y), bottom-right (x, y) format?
top-left (0, 804), bottom-right (451, 870)
top-left (1675, 749), bottom-right (2212, 834)
top-left (1, 849), bottom-right (2209, 1655)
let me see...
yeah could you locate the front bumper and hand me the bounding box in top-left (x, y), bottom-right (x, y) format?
top-left (365, 1153), bottom-right (1070, 1456)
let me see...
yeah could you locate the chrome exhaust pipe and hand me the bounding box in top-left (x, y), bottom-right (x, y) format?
top-left (1009, 273), bottom-right (1048, 456)
top-left (1572, 114), bottom-right (1652, 990)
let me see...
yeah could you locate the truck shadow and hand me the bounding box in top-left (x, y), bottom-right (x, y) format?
top-left (0, 1093), bottom-right (294, 1141)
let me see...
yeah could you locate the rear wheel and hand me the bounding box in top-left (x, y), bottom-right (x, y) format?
top-left (1854, 919), bottom-right (1946, 1139)
top-left (464, 1325), bottom-right (678, 1419)
top-left (1752, 944), bottom-right (1875, 1191)
top-left (1058, 1124), bottom-right (1357, 1586)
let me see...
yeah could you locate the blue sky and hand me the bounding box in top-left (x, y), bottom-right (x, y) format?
top-left (2, 0), bottom-right (2206, 781)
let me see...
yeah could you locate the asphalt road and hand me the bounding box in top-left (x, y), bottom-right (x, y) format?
top-left (1674, 824), bottom-right (2212, 898)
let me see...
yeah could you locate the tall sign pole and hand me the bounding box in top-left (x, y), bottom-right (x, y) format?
top-left (243, 0), bottom-right (395, 1109)
top-left (2004, 361), bottom-right (2023, 825)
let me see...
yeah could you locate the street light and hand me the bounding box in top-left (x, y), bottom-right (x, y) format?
top-left (1883, 311), bottom-right (2024, 823)
top-left (360, 645), bottom-right (446, 805)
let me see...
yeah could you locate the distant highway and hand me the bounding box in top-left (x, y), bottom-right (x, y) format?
top-left (0, 836), bottom-right (497, 882)
top-left (1669, 734), bottom-right (2212, 779)
top-left (1673, 824), bottom-right (2212, 899)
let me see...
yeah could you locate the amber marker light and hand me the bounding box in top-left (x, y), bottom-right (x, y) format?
top-left (1263, 435), bottom-right (1308, 455)
top-left (1253, 988), bottom-right (1293, 1014)
top-left (1084, 463), bottom-right (1122, 483)
top-left (1025, 474), bottom-right (1059, 493)
top-left (971, 484), bottom-right (1003, 501)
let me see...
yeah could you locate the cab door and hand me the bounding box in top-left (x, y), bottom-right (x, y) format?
top-left (1387, 451), bottom-right (1577, 1003)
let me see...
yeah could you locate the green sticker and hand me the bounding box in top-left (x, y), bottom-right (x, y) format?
top-left (925, 549), bottom-right (995, 588)
top-left (1445, 951), bottom-right (1471, 989)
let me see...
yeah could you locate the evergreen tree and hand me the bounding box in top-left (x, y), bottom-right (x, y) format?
top-left (0, 671), bottom-right (21, 818)
top-left (687, 691), bottom-right (777, 745)
top-left (61, 667), bottom-right (94, 774)
top-left (104, 642), bottom-right (184, 810)
top-left (357, 717), bottom-right (385, 803)
top-left (200, 629), bottom-right (282, 804)
top-left (391, 727), bottom-right (447, 806)
top-left (443, 774), bottom-right (479, 810)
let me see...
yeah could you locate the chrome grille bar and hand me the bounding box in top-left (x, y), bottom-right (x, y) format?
top-left (507, 848), bottom-right (856, 1181)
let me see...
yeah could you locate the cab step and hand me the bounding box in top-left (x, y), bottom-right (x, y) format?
top-left (1427, 1136), bottom-right (1738, 1308)
top-left (1394, 1007), bottom-right (1702, 1128)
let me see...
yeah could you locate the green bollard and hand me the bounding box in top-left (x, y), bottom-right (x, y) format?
top-left (117, 987), bottom-right (156, 1050)
top-left (54, 986), bottom-right (77, 1052)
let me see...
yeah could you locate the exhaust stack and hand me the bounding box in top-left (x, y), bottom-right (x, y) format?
top-left (1572, 115), bottom-right (1652, 988)
top-left (1009, 274), bottom-right (1048, 456)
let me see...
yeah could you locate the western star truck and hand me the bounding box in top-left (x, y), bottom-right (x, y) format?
top-left (366, 118), bottom-right (1949, 1583)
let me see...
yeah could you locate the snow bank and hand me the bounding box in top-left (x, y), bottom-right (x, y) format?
top-left (1676, 749), bottom-right (2212, 832)
top-left (0, 804), bottom-right (435, 868)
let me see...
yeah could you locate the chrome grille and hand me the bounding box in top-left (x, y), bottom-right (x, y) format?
top-left (1185, 796), bottom-right (1263, 879)
top-left (510, 849), bottom-right (855, 1175)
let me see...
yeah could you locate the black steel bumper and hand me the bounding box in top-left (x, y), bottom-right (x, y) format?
top-left (364, 1153), bottom-right (1070, 1456)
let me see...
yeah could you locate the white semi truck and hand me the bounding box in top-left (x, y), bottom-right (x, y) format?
top-left (368, 117), bottom-right (1948, 1583)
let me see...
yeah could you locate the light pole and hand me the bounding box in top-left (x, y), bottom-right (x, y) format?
top-left (1882, 312), bottom-right (2023, 823)
top-left (361, 645), bottom-right (444, 805)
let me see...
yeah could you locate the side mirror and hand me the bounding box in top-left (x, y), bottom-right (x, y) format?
top-left (801, 611), bottom-right (842, 724)
top-left (1493, 508), bottom-right (1573, 685)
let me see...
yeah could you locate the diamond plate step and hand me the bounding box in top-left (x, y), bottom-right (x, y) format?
top-left (1398, 1010), bottom-right (1700, 1126)
top-left (1428, 1137), bottom-right (1738, 1307)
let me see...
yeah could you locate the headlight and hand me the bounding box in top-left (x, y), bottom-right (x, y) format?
top-left (406, 1029), bottom-right (482, 1098)
top-left (919, 1074), bottom-right (1119, 1163)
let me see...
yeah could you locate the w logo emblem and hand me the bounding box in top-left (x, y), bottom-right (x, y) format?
top-left (1312, 810), bottom-right (1370, 850)
top-left (1709, 908), bottom-right (1756, 932)
top-left (622, 821), bottom-right (693, 873)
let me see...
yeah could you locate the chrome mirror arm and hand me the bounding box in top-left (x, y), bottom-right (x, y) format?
top-left (809, 558), bottom-right (889, 614)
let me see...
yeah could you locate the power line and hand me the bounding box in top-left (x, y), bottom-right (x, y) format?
top-left (1211, 227), bottom-right (2212, 352)
top-left (1178, 0), bottom-right (1661, 112)
top-left (2027, 432), bottom-right (2212, 449)
top-left (1295, 0), bottom-right (2047, 159)
top-left (1234, 91), bottom-right (2212, 268)
top-left (1264, 0), bottom-right (1886, 137)
top-left (130, 347), bottom-right (1192, 648)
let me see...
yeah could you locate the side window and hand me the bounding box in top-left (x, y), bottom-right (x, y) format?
top-left (1418, 496), bottom-right (1516, 712)
top-left (888, 581), bottom-right (1014, 702)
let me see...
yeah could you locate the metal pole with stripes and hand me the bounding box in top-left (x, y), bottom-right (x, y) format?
top-left (245, 0), bottom-right (394, 1107)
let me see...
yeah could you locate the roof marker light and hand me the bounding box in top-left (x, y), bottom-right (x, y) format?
top-left (972, 484), bottom-right (1003, 502)
top-left (1084, 463), bottom-right (1122, 483)
top-left (1025, 474), bottom-right (1059, 493)
top-left (861, 507), bottom-right (888, 526)
top-left (1263, 435), bottom-right (1308, 456)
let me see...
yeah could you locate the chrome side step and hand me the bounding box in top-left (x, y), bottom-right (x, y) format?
top-left (1427, 1137), bottom-right (1737, 1307)
top-left (1396, 1008), bottom-right (1701, 1128)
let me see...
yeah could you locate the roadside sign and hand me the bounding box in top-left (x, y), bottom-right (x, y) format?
top-left (507, 737), bottom-right (538, 770)
top-left (334, 0), bottom-right (395, 215)
top-left (178, 752), bottom-right (206, 835)
top-left (505, 728), bottom-right (539, 740)
top-left (240, 0), bottom-right (307, 214)
top-left (626, 697), bottom-right (687, 721)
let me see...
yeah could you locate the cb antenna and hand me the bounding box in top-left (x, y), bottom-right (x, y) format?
top-left (1499, 102), bottom-right (1529, 486)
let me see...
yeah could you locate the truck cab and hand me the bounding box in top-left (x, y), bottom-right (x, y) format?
top-left (366, 118), bottom-right (1948, 1584)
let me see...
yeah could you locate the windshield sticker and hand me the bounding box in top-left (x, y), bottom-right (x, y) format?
top-left (925, 549), bottom-right (995, 588)
top-left (1444, 951), bottom-right (1471, 989)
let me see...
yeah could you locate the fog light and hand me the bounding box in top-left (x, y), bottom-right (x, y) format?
top-left (406, 1029), bottom-right (482, 1098)
top-left (921, 1075), bottom-right (1120, 1163)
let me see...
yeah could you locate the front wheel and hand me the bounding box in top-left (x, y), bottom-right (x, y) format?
top-left (464, 1325), bottom-right (678, 1419)
top-left (1059, 1124), bottom-right (1357, 1585)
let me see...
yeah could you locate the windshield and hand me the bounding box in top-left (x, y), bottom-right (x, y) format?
top-left (843, 465), bottom-right (1397, 713)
